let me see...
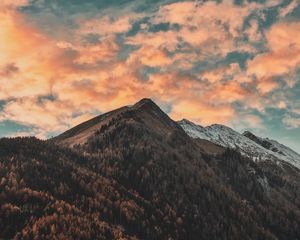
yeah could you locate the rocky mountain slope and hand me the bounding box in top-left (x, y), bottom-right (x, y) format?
top-left (1, 99), bottom-right (299, 240)
top-left (179, 119), bottom-right (300, 169)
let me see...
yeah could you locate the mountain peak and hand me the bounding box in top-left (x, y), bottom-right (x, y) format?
top-left (179, 118), bottom-right (195, 124)
top-left (55, 98), bottom-right (182, 147)
top-left (132, 98), bottom-right (157, 109)
top-left (131, 98), bottom-right (184, 133)
top-left (131, 98), bottom-right (171, 120)
top-left (178, 119), bottom-right (205, 129)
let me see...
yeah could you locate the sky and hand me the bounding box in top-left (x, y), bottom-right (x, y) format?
top-left (0, 0), bottom-right (300, 153)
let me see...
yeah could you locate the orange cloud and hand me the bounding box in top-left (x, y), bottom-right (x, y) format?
top-left (248, 21), bottom-right (300, 80)
top-left (246, 19), bottom-right (262, 42)
top-left (257, 78), bottom-right (279, 94)
top-left (151, 0), bottom-right (261, 55)
top-left (2, 0), bottom-right (292, 137)
top-left (201, 63), bottom-right (253, 86)
top-left (0, 10), bottom-right (62, 99)
top-left (73, 37), bottom-right (120, 65)
top-left (148, 73), bottom-right (205, 101)
top-left (0, 98), bottom-right (73, 133)
top-left (154, 0), bottom-right (258, 33)
top-left (127, 47), bottom-right (172, 67)
top-left (0, 14), bottom-right (145, 123)
top-left (0, 8), bottom-right (125, 103)
top-left (0, 63), bottom-right (19, 77)
top-left (126, 30), bottom-right (179, 52)
top-left (204, 81), bottom-right (249, 103)
top-left (279, 0), bottom-right (298, 17)
top-left (146, 72), bottom-right (243, 125)
top-left (170, 99), bottom-right (235, 126)
top-left (243, 114), bottom-right (264, 129)
top-left (277, 101), bottom-right (287, 109)
top-left (1, 0), bottom-right (28, 8)
top-left (52, 67), bottom-right (148, 113)
top-left (78, 14), bottom-right (140, 37)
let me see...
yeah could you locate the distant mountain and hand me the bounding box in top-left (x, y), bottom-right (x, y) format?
top-left (179, 119), bottom-right (300, 169)
top-left (1, 99), bottom-right (299, 240)
top-left (243, 131), bottom-right (300, 169)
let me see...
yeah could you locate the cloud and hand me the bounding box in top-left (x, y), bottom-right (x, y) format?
top-left (0, 98), bottom-right (75, 131)
top-left (0, 10), bottom-right (147, 132)
top-left (74, 37), bottom-right (120, 65)
top-left (201, 63), bottom-right (251, 84)
top-left (277, 101), bottom-right (287, 109)
top-left (51, 66), bottom-right (148, 114)
top-left (150, 0), bottom-right (259, 55)
top-left (126, 0), bottom-right (266, 67)
top-left (0, 97), bottom-right (102, 138)
top-left (127, 47), bottom-right (172, 67)
top-left (126, 30), bottom-right (179, 52)
top-left (0, 0), bottom-right (28, 8)
top-left (256, 78), bottom-right (280, 94)
top-left (279, 0), bottom-right (298, 17)
top-left (204, 81), bottom-right (249, 104)
top-left (283, 114), bottom-right (300, 129)
top-left (232, 113), bottom-right (264, 131)
top-left (247, 21), bottom-right (300, 80)
top-left (154, 0), bottom-right (258, 36)
top-left (0, 10), bottom-right (62, 99)
top-left (243, 114), bottom-right (264, 129)
top-left (245, 19), bottom-right (263, 42)
top-left (1, 0), bottom-right (299, 139)
top-left (265, 0), bottom-right (283, 8)
top-left (0, 63), bottom-right (19, 77)
top-left (78, 15), bottom-right (136, 36)
top-left (146, 72), bottom-right (240, 125)
top-left (170, 99), bottom-right (235, 126)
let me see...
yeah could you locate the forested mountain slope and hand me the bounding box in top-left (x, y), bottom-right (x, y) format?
top-left (1, 99), bottom-right (299, 240)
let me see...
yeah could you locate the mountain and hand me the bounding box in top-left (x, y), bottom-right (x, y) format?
top-left (53, 105), bottom-right (129, 147)
top-left (1, 99), bottom-right (299, 240)
top-left (179, 119), bottom-right (300, 169)
top-left (243, 131), bottom-right (300, 169)
top-left (54, 98), bottom-right (184, 148)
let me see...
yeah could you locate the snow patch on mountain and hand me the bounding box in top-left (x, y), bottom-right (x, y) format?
top-left (178, 119), bottom-right (300, 169)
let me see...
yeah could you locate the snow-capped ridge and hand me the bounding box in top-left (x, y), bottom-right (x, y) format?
top-left (243, 130), bottom-right (300, 169)
top-left (179, 119), bottom-right (300, 169)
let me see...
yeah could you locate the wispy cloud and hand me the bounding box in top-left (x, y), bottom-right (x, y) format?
top-left (1, 0), bottom-right (29, 8)
top-left (283, 114), bottom-right (300, 129)
top-left (279, 0), bottom-right (298, 17)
